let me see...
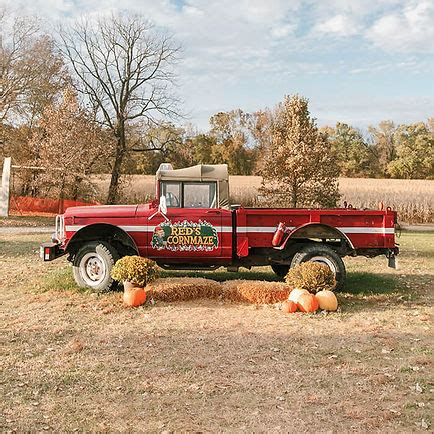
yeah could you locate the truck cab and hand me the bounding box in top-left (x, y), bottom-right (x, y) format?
top-left (136, 163), bottom-right (233, 265)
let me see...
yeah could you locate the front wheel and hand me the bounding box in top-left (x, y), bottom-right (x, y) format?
top-left (72, 242), bottom-right (119, 292)
top-left (290, 243), bottom-right (346, 291)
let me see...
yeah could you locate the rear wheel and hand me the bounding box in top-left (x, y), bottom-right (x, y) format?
top-left (291, 243), bottom-right (346, 291)
top-left (72, 242), bottom-right (119, 292)
top-left (271, 264), bottom-right (290, 278)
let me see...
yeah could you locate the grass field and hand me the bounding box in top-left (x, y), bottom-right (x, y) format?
top-left (89, 174), bottom-right (434, 223)
top-left (0, 231), bottom-right (433, 432)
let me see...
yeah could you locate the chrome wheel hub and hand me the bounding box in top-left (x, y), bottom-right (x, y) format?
top-left (81, 253), bottom-right (106, 286)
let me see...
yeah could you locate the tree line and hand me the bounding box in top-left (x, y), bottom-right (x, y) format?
top-left (1, 10), bottom-right (433, 206)
top-left (121, 111), bottom-right (434, 182)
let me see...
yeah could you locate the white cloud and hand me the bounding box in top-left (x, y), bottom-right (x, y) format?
top-left (182, 4), bottom-right (203, 16)
top-left (271, 23), bottom-right (295, 39)
top-left (367, 1), bottom-right (434, 52)
top-left (3, 0), bottom-right (433, 129)
top-left (313, 14), bottom-right (361, 36)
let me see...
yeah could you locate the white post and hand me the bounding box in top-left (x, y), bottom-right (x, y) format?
top-left (0, 157), bottom-right (12, 217)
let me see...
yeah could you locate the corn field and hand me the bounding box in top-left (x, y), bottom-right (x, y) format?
top-left (91, 175), bottom-right (433, 224)
top-left (228, 177), bottom-right (433, 224)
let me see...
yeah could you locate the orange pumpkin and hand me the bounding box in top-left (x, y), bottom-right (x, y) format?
top-left (297, 293), bottom-right (319, 313)
top-left (315, 290), bottom-right (338, 311)
top-left (288, 288), bottom-right (309, 303)
top-left (123, 287), bottom-right (146, 307)
top-left (282, 300), bottom-right (297, 313)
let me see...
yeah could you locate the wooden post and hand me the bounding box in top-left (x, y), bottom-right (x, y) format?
top-left (0, 157), bottom-right (12, 217)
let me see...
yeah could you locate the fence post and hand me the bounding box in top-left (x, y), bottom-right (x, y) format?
top-left (0, 157), bottom-right (12, 217)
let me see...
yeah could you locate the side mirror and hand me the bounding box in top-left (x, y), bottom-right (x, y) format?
top-left (148, 195), bottom-right (169, 222)
top-left (159, 195), bottom-right (167, 215)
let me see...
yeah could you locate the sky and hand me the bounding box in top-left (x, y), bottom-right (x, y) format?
top-left (4, 0), bottom-right (434, 131)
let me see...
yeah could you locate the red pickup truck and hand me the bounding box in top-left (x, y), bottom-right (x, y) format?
top-left (41, 164), bottom-right (399, 292)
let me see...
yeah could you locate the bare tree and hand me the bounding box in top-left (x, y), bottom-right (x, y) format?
top-left (58, 13), bottom-right (180, 203)
top-left (129, 121), bottom-right (182, 153)
top-left (1, 10), bottom-right (39, 122)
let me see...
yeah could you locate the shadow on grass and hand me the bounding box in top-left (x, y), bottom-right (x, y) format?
top-left (162, 269), bottom-right (406, 296)
top-left (344, 272), bottom-right (398, 295)
top-left (160, 269), bottom-right (280, 282)
top-left (37, 267), bottom-right (404, 298)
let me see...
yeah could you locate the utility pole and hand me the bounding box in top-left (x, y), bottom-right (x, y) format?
top-left (0, 157), bottom-right (12, 217)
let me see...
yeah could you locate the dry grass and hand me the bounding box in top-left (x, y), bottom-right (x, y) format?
top-left (89, 174), bottom-right (433, 223)
top-left (0, 231), bottom-right (433, 432)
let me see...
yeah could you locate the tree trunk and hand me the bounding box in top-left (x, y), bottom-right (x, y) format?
top-left (107, 125), bottom-right (126, 204)
top-left (71, 175), bottom-right (82, 200)
top-left (291, 183), bottom-right (298, 208)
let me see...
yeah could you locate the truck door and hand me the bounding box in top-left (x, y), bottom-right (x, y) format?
top-left (148, 181), bottom-right (231, 260)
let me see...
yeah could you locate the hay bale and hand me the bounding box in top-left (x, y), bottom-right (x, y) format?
top-left (220, 280), bottom-right (245, 302)
top-left (221, 280), bottom-right (290, 304)
top-left (147, 277), bottom-right (290, 305)
top-left (147, 277), bottom-right (222, 302)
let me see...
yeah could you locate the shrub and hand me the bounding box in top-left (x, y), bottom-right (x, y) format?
top-left (285, 262), bottom-right (336, 293)
top-left (111, 256), bottom-right (159, 287)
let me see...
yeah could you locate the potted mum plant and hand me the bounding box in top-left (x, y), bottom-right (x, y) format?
top-left (111, 256), bottom-right (159, 307)
top-left (285, 262), bottom-right (338, 312)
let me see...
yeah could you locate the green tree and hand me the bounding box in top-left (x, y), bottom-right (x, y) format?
top-left (124, 122), bottom-right (184, 174)
top-left (328, 122), bottom-right (375, 177)
top-left (209, 109), bottom-right (255, 175)
top-left (184, 133), bottom-right (216, 166)
top-left (250, 110), bottom-right (272, 174)
top-left (368, 120), bottom-right (397, 176)
top-left (387, 122), bottom-right (434, 179)
top-left (260, 95), bottom-right (340, 208)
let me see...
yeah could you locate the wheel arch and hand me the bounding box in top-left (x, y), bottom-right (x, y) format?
top-left (66, 223), bottom-right (139, 258)
top-left (281, 223), bottom-right (355, 253)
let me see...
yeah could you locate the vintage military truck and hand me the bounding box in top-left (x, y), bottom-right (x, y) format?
top-left (41, 164), bottom-right (399, 291)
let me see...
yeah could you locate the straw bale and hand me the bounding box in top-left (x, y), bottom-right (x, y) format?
top-left (147, 277), bottom-right (290, 304)
top-left (221, 280), bottom-right (290, 304)
top-left (147, 277), bottom-right (222, 302)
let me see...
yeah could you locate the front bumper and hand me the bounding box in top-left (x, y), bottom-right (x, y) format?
top-left (40, 242), bottom-right (65, 261)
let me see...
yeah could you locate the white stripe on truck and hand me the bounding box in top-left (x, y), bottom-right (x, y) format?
top-left (65, 225), bottom-right (394, 235)
top-left (339, 227), bottom-right (394, 234)
top-left (236, 226), bottom-right (295, 233)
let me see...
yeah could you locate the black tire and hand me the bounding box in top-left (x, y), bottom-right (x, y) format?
top-left (72, 241), bottom-right (119, 292)
top-left (290, 243), bottom-right (346, 291)
top-left (271, 264), bottom-right (290, 278)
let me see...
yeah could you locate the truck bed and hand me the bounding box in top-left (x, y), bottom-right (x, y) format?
top-left (236, 207), bottom-right (397, 250)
